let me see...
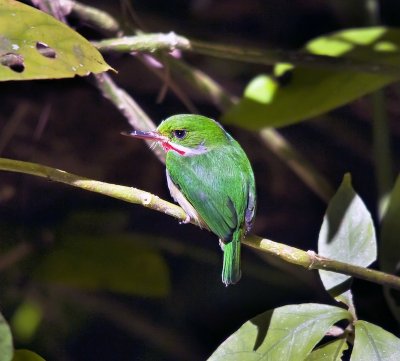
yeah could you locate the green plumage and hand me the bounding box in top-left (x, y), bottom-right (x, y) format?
top-left (126, 114), bottom-right (256, 285)
top-left (159, 115), bottom-right (256, 286)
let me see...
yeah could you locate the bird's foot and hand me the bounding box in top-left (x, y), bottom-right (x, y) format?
top-left (219, 239), bottom-right (225, 251)
top-left (179, 213), bottom-right (191, 224)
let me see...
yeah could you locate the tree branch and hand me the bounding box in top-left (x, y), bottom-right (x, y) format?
top-left (93, 73), bottom-right (166, 163)
top-left (0, 157), bottom-right (181, 220)
top-left (1, 157), bottom-right (400, 290)
top-left (70, 1), bottom-right (121, 35)
top-left (93, 32), bottom-right (400, 76)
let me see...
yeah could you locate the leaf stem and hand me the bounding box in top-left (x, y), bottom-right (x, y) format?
top-left (259, 129), bottom-right (335, 202)
top-left (1, 157), bottom-right (400, 290)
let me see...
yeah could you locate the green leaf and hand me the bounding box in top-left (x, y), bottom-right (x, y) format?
top-left (33, 233), bottom-right (170, 297)
top-left (12, 350), bottom-right (45, 361)
top-left (351, 320), bottom-right (400, 360)
top-left (0, 0), bottom-right (112, 81)
top-left (305, 338), bottom-right (348, 361)
top-left (0, 312), bottom-right (13, 361)
top-left (380, 175), bottom-right (400, 322)
top-left (318, 174), bottom-right (376, 308)
top-left (223, 27), bottom-right (400, 129)
top-left (208, 303), bottom-right (350, 361)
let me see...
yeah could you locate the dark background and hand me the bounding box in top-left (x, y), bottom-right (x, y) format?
top-left (1, 1), bottom-right (400, 360)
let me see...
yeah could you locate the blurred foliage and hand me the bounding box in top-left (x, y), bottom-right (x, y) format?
top-left (34, 233), bottom-right (170, 297)
top-left (12, 350), bottom-right (45, 361)
top-left (1, 0), bottom-right (400, 360)
top-left (224, 27), bottom-right (400, 129)
top-left (11, 301), bottom-right (43, 344)
top-left (0, 312), bottom-right (13, 361)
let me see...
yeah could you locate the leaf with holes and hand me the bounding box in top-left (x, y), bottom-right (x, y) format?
top-left (318, 174), bottom-right (376, 309)
top-left (351, 320), bottom-right (400, 360)
top-left (223, 27), bottom-right (400, 129)
top-left (208, 303), bottom-right (350, 361)
top-left (0, 0), bottom-right (112, 80)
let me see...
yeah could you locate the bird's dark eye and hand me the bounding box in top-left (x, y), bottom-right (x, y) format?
top-left (173, 129), bottom-right (187, 139)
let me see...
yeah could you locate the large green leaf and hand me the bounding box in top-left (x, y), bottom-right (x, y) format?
top-left (351, 320), bottom-right (400, 360)
top-left (12, 350), bottom-right (45, 361)
top-left (318, 174), bottom-right (376, 308)
top-left (0, 0), bottom-right (111, 81)
top-left (0, 312), bottom-right (13, 361)
top-left (208, 303), bottom-right (350, 361)
top-left (380, 175), bottom-right (400, 322)
top-left (223, 27), bottom-right (400, 129)
top-left (305, 338), bottom-right (348, 361)
top-left (33, 233), bottom-right (170, 297)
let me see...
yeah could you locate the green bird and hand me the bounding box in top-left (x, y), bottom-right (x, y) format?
top-left (125, 114), bottom-right (256, 285)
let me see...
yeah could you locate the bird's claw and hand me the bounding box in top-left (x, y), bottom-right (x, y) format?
top-left (179, 214), bottom-right (191, 224)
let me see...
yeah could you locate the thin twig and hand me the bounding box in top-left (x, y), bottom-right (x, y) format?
top-left (1, 157), bottom-right (400, 290)
top-left (259, 129), bottom-right (335, 202)
top-left (165, 57), bottom-right (237, 110)
top-left (137, 54), bottom-right (198, 113)
top-left (0, 103), bottom-right (32, 155)
top-left (71, 1), bottom-right (121, 35)
top-left (93, 73), bottom-right (166, 163)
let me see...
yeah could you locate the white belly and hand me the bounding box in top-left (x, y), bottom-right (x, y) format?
top-left (166, 170), bottom-right (208, 229)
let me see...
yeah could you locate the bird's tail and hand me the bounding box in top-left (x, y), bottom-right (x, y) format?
top-left (222, 230), bottom-right (242, 286)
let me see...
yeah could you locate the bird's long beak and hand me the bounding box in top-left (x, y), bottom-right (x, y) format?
top-left (121, 130), bottom-right (166, 142)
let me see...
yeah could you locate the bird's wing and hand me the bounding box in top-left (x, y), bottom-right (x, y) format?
top-left (166, 144), bottom-right (254, 241)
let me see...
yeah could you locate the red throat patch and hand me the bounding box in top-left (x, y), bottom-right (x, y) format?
top-left (161, 141), bottom-right (186, 156)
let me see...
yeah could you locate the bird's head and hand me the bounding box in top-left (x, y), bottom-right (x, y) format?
top-left (124, 114), bottom-right (229, 156)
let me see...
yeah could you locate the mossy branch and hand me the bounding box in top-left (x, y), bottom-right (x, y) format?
top-left (1, 156), bottom-right (400, 290)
